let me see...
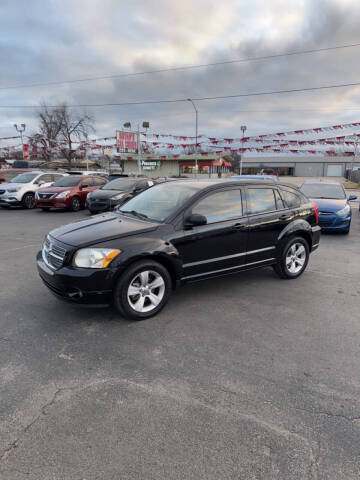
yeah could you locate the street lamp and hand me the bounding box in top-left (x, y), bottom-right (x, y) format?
top-left (187, 99), bottom-right (198, 177)
top-left (123, 121), bottom-right (150, 175)
top-left (239, 125), bottom-right (247, 175)
top-left (14, 123), bottom-right (26, 160)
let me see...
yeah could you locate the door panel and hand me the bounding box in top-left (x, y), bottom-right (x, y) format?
top-left (172, 188), bottom-right (249, 279)
top-left (245, 187), bottom-right (291, 262)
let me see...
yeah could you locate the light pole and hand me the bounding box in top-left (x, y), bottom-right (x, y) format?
top-left (351, 134), bottom-right (358, 182)
top-left (14, 123), bottom-right (26, 160)
top-left (187, 99), bottom-right (198, 177)
top-left (124, 121), bottom-right (149, 175)
top-left (239, 125), bottom-right (247, 175)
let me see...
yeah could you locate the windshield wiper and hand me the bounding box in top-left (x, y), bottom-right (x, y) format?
top-left (120, 209), bottom-right (148, 219)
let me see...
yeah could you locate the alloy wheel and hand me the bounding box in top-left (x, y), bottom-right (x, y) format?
top-left (285, 242), bottom-right (306, 274)
top-left (127, 270), bottom-right (165, 313)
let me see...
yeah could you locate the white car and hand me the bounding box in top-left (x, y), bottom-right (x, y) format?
top-left (0, 171), bottom-right (67, 209)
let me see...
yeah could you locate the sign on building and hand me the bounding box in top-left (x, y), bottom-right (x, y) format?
top-left (142, 160), bottom-right (160, 170)
top-left (116, 131), bottom-right (137, 153)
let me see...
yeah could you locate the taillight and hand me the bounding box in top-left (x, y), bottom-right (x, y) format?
top-left (313, 202), bottom-right (319, 224)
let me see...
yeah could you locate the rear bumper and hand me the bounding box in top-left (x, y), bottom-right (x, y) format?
top-left (36, 251), bottom-right (115, 305)
top-left (311, 225), bottom-right (321, 251)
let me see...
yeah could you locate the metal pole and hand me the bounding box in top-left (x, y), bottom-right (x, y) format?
top-left (240, 125), bottom-right (247, 175)
top-left (137, 124), bottom-right (142, 175)
top-left (188, 99), bottom-right (198, 178)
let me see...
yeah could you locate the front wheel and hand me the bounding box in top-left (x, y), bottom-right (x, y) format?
top-left (273, 236), bottom-right (309, 279)
top-left (114, 260), bottom-right (172, 320)
top-left (22, 193), bottom-right (36, 209)
top-left (70, 196), bottom-right (81, 212)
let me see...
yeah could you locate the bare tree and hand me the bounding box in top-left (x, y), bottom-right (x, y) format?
top-left (58, 104), bottom-right (95, 165)
top-left (33, 103), bottom-right (64, 162)
top-left (34, 103), bottom-right (95, 165)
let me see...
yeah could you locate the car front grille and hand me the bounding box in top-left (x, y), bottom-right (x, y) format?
top-left (38, 192), bottom-right (55, 199)
top-left (42, 235), bottom-right (67, 270)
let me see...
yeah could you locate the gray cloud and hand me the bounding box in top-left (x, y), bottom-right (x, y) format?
top-left (1, 0), bottom-right (360, 143)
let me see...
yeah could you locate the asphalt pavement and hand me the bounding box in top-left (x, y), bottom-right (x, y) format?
top-left (1, 205), bottom-right (360, 479)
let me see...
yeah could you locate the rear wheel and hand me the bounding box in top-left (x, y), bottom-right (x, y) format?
top-left (114, 260), bottom-right (172, 320)
top-left (70, 196), bottom-right (81, 212)
top-left (273, 236), bottom-right (309, 279)
top-left (22, 192), bottom-right (36, 209)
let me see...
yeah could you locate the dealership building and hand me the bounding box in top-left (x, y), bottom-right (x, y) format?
top-left (119, 153), bottom-right (360, 178)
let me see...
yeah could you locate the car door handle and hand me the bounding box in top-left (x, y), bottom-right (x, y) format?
top-left (233, 223), bottom-right (247, 230)
top-left (279, 214), bottom-right (291, 220)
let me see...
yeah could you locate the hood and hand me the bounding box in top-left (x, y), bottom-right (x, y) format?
top-left (37, 186), bottom-right (75, 193)
top-left (88, 188), bottom-right (127, 200)
top-left (49, 212), bottom-right (159, 247)
top-left (0, 182), bottom-right (25, 190)
top-left (310, 197), bottom-right (347, 212)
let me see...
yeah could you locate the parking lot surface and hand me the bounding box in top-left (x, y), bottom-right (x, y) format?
top-left (1, 206), bottom-right (360, 479)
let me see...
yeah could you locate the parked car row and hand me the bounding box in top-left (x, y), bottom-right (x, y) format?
top-left (0, 168), bottom-right (172, 213)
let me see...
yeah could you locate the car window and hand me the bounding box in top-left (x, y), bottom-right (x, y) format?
top-left (36, 174), bottom-right (53, 184)
top-left (247, 188), bottom-right (276, 214)
top-left (92, 177), bottom-right (105, 186)
top-left (52, 174), bottom-right (64, 182)
top-left (280, 188), bottom-right (302, 208)
top-left (274, 189), bottom-right (285, 209)
top-left (3, 172), bottom-right (21, 181)
top-left (10, 172), bottom-right (39, 183)
top-left (84, 177), bottom-right (97, 187)
top-left (192, 189), bottom-right (243, 224)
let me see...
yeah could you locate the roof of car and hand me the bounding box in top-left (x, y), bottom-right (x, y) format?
top-left (301, 180), bottom-right (342, 185)
top-left (159, 178), bottom-right (285, 189)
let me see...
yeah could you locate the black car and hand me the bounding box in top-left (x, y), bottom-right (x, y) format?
top-left (86, 177), bottom-right (154, 214)
top-left (37, 179), bottom-right (321, 320)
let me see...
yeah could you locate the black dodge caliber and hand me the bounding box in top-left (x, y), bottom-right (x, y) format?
top-left (37, 179), bottom-right (321, 320)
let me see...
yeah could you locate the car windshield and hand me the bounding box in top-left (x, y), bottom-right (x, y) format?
top-left (102, 178), bottom-right (138, 191)
top-left (52, 176), bottom-right (80, 187)
top-left (119, 182), bottom-right (198, 221)
top-left (300, 183), bottom-right (346, 200)
top-left (10, 172), bottom-right (38, 183)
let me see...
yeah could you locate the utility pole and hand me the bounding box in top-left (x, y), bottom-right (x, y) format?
top-left (14, 123), bottom-right (26, 160)
top-left (137, 124), bottom-right (141, 175)
top-left (188, 99), bottom-right (198, 177)
top-left (352, 135), bottom-right (358, 182)
top-left (239, 125), bottom-right (247, 175)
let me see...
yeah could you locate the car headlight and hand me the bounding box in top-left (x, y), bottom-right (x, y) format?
top-left (337, 204), bottom-right (350, 216)
top-left (7, 187), bottom-right (21, 193)
top-left (73, 248), bottom-right (121, 268)
top-left (111, 193), bottom-right (125, 200)
top-left (56, 190), bottom-right (71, 198)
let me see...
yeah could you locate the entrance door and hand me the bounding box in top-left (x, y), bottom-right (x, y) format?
top-left (327, 164), bottom-right (343, 176)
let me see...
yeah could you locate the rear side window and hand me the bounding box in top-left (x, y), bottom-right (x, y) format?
top-left (193, 189), bottom-right (243, 224)
top-left (247, 188), bottom-right (276, 214)
top-left (280, 188), bottom-right (302, 208)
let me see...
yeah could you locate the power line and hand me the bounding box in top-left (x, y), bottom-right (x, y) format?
top-left (1, 80), bottom-right (360, 108)
top-left (0, 42), bottom-right (360, 91)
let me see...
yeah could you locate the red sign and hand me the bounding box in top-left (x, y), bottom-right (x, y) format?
top-left (116, 131), bottom-right (137, 153)
top-left (23, 144), bottom-right (30, 160)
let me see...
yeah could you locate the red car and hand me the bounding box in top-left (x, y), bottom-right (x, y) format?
top-left (0, 169), bottom-right (34, 184)
top-left (35, 175), bottom-right (107, 211)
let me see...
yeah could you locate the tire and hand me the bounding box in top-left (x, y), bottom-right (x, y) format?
top-left (342, 228), bottom-right (350, 235)
top-left (70, 196), bottom-right (81, 212)
top-left (114, 260), bottom-right (172, 320)
top-left (22, 192), bottom-right (36, 209)
top-left (273, 236), bottom-right (309, 279)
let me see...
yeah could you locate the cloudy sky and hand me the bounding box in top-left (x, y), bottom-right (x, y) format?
top-left (1, 0), bottom-right (360, 141)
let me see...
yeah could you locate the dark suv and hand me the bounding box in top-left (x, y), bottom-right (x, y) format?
top-left (37, 179), bottom-right (320, 320)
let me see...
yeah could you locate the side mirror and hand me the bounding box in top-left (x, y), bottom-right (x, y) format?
top-left (81, 183), bottom-right (89, 189)
top-left (37, 180), bottom-right (45, 186)
top-left (185, 213), bottom-right (207, 227)
top-left (349, 194), bottom-right (357, 200)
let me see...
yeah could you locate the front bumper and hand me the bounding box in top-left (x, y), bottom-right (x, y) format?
top-left (86, 198), bottom-right (121, 212)
top-left (37, 251), bottom-right (116, 305)
top-left (0, 194), bottom-right (21, 206)
top-left (318, 213), bottom-right (351, 231)
top-left (36, 198), bottom-right (70, 209)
